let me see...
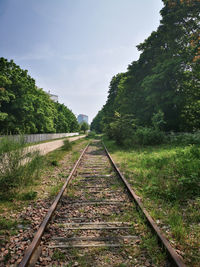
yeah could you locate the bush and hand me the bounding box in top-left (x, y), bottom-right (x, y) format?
top-left (86, 131), bottom-right (96, 139)
top-left (80, 122), bottom-right (89, 133)
top-left (152, 110), bottom-right (166, 130)
top-left (132, 127), bottom-right (165, 146)
top-left (106, 113), bottom-right (136, 145)
top-left (167, 132), bottom-right (200, 145)
top-left (62, 139), bottom-right (72, 151)
top-left (0, 136), bottom-right (43, 199)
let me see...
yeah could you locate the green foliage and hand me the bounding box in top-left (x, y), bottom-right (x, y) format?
top-left (133, 127), bottom-right (165, 146)
top-left (0, 137), bottom-right (43, 199)
top-left (0, 218), bottom-right (17, 230)
top-left (50, 183), bottom-right (63, 197)
top-left (86, 131), bottom-right (96, 139)
top-left (18, 191), bottom-right (37, 200)
top-left (142, 145), bottom-right (200, 202)
top-left (106, 113), bottom-right (136, 145)
top-left (0, 57), bottom-right (79, 134)
top-left (52, 249), bottom-right (65, 260)
top-left (90, 110), bottom-right (104, 133)
top-left (80, 121), bottom-right (89, 133)
top-left (152, 110), bottom-right (166, 130)
top-left (104, 138), bottom-right (200, 203)
top-left (167, 132), bottom-right (200, 145)
top-left (104, 137), bottom-right (200, 264)
top-left (50, 160), bottom-right (59, 166)
top-left (62, 139), bottom-right (72, 151)
top-left (54, 102), bottom-right (79, 133)
top-left (168, 207), bottom-right (186, 242)
top-left (91, 1), bottom-right (200, 139)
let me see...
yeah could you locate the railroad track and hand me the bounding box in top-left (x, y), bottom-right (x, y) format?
top-left (19, 141), bottom-right (186, 267)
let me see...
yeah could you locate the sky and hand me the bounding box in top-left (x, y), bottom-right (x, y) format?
top-left (0, 0), bottom-right (164, 123)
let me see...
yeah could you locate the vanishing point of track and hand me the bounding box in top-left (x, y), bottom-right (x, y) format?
top-left (19, 141), bottom-right (186, 267)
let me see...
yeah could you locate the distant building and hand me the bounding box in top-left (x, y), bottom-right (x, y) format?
top-left (77, 114), bottom-right (88, 124)
top-left (47, 90), bottom-right (58, 102)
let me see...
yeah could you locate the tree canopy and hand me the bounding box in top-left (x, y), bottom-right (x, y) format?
top-left (80, 121), bottom-right (89, 133)
top-left (0, 57), bottom-right (79, 134)
top-left (91, 0), bottom-right (200, 137)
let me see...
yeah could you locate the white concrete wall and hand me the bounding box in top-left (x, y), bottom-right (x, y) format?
top-left (0, 133), bottom-right (79, 144)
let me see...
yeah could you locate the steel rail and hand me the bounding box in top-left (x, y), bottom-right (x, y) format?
top-left (102, 141), bottom-right (186, 267)
top-left (19, 143), bottom-right (89, 267)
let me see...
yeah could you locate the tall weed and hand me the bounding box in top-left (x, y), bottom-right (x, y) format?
top-left (62, 139), bottom-right (72, 151)
top-left (141, 145), bottom-right (200, 202)
top-left (0, 137), bottom-right (43, 199)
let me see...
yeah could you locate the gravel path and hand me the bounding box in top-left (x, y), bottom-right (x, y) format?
top-left (27, 135), bottom-right (86, 155)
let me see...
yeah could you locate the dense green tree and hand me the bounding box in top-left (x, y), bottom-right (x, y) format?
top-left (32, 88), bottom-right (57, 133)
top-left (0, 57), bottom-right (79, 134)
top-left (90, 110), bottom-right (104, 133)
top-left (54, 102), bottom-right (79, 132)
top-left (91, 0), bottom-right (200, 143)
top-left (102, 73), bottom-right (127, 135)
top-left (80, 121), bottom-right (89, 133)
top-left (0, 58), bottom-right (39, 133)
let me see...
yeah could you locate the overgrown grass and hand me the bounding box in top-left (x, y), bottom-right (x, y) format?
top-left (62, 139), bottom-right (72, 151)
top-left (86, 131), bottom-right (97, 139)
top-left (0, 137), bottom-right (43, 200)
top-left (52, 249), bottom-right (65, 260)
top-left (17, 190), bottom-right (38, 200)
top-left (0, 138), bottom-right (86, 204)
top-left (0, 218), bottom-right (17, 231)
top-left (49, 182), bottom-right (64, 197)
top-left (103, 137), bottom-right (200, 266)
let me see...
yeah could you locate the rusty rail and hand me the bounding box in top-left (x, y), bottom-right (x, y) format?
top-left (19, 143), bottom-right (89, 267)
top-left (102, 141), bottom-right (186, 267)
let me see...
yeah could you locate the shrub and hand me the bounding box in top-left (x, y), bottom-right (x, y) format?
top-left (152, 110), bottom-right (166, 130)
top-left (86, 131), bottom-right (96, 139)
top-left (167, 132), bottom-right (200, 145)
top-left (132, 127), bottom-right (165, 146)
top-left (62, 139), bottom-right (72, 151)
top-left (0, 136), bottom-right (43, 199)
top-left (106, 113), bottom-right (136, 145)
top-left (80, 122), bottom-right (89, 133)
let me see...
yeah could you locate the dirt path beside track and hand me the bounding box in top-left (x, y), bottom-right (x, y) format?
top-left (27, 135), bottom-right (86, 155)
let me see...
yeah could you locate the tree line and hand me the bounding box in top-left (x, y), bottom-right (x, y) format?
top-left (91, 0), bottom-right (200, 145)
top-left (0, 57), bottom-right (79, 134)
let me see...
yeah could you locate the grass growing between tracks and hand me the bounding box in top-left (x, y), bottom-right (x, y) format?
top-left (60, 146), bottom-right (167, 267)
top-left (103, 137), bottom-right (200, 266)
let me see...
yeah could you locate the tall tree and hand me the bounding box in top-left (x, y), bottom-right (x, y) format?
top-left (0, 58), bottom-right (79, 134)
top-left (91, 0), bottom-right (200, 136)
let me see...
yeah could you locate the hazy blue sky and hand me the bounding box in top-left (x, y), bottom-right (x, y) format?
top-left (0, 0), bottom-right (164, 123)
